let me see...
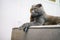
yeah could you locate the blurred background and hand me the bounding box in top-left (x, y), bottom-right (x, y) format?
top-left (0, 0), bottom-right (60, 40)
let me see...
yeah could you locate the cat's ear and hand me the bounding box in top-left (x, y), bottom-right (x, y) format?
top-left (35, 4), bottom-right (42, 7)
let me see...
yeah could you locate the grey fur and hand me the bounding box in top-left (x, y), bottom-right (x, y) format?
top-left (19, 4), bottom-right (60, 32)
top-left (19, 4), bottom-right (46, 32)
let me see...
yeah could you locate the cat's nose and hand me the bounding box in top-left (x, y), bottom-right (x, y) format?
top-left (32, 10), bottom-right (35, 13)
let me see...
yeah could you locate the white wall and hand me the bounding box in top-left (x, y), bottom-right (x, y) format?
top-left (0, 0), bottom-right (60, 40)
